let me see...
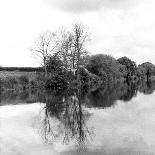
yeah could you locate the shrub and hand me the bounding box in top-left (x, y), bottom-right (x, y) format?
top-left (30, 73), bottom-right (46, 88)
top-left (18, 75), bottom-right (29, 85)
top-left (44, 72), bottom-right (68, 90)
top-left (1, 77), bottom-right (18, 90)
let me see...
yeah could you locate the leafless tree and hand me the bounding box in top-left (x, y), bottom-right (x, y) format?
top-left (31, 31), bottom-right (58, 75)
top-left (57, 23), bottom-right (90, 77)
top-left (72, 23), bottom-right (89, 69)
top-left (57, 28), bottom-right (73, 70)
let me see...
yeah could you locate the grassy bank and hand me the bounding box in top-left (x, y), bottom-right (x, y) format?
top-left (0, 71), bottom-right (44, 92)
top-left (0, 71), bottom-right (38, 79)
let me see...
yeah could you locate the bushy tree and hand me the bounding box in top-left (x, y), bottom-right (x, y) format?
top-left (86, 54), bottom-right (122, 84)
top-left (137, 66), bottom-right (147, 80)
top-left (118, 64), bottom-right (127, 79)
top-left (45, 55), bottom-right (74, 89)
top-left (117, 56), bottom-right (137, 79)
top-left (46, 54), bottom-right (64, 73)
top-left (138, 62), bottom-right (155, 80)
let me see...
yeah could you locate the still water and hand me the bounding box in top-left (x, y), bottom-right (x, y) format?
top-left (1, 81), bottom-right (155, 155)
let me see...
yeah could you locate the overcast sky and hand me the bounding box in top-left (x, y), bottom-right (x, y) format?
top-left (0, 0), bottom-right (155, 67)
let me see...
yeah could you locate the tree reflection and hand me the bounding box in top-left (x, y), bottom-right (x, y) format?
top-left (86, 81), bottom-right (155, 109)
top-left (40, 88), bottom-right (92, 146)
top-left (41, 81), bottom-right (153, 145)
top-left (138, 81), bottom-right (155, 95)
top-left (1, 80), bottom-right (155, 146)
top-left (0, 81), bottom-right (154, 106)
top-left (86, 83), bottom-right (137, 108)
top-left (120, 83), bottom-right (138, 102)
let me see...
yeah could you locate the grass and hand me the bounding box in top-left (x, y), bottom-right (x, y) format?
top-left (0, 71), bottom-right (40, 80)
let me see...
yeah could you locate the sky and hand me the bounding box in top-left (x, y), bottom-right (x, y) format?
top-left (0, 0), bottom-right (155, 67)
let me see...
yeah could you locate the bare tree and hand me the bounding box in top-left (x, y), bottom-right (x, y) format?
top-left (57, 28), bottom-right (73, 70)
top-left (57, 23), bottom-right (89, 77)
top-left (72, 23), bottom-right (89, 69)
top-left (31, 31), bottom-right (57, 75)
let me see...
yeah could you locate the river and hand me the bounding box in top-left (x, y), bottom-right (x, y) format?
top-left (0, 82), bottom-right (155, 155)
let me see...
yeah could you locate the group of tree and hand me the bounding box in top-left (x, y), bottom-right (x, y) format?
top-left (87, 54), bottom-right (155, 87)
top-left (31, 23), bottom-right (89, 76)
top-left (31, 23), bottom-right (155, 89)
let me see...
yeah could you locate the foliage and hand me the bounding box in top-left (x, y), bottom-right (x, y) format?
top-left (86, 54), bottom-right (123, 84)
top-left (44, 55), bottom-right (72, 89)
top-left (74, 67), bottom-right (102, 89)
top-left (46, 55), bottom-right (64, 73)
top-left (29, 73), bottom-right (46, 88)
top-left (118, 64), bottom-right (127, 78)
top-left (117, 56), bottom-right (137, 80)
top-left (138, 62), bottom-right (155, 80)
top-left (44, 71), bottom-right (68, 90)
top-left (137, 66), bottom-right (147, 80)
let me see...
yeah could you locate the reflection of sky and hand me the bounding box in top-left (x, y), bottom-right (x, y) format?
top-left (85, 92), bottom-right (155, 154)
top-left (0, 104), bottom-right (63, 155)
top-left (1, 93), bottom-right (155, 155)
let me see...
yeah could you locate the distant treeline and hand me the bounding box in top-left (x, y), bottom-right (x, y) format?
top-left (0, 67), bottom-right (43, 72)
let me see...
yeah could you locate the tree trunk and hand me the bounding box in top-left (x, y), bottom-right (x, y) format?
top-left (44, 56), bottom-right (47, 76)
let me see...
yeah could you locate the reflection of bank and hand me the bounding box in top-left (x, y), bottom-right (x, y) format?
top-left (40, 89), bottom-right (92, 146)
top-left (86, 81), bottom-right (155, 109)
top-left (138, 81), bottom-right (155, 95)
top-left (0, 88), bottom-right (49, 106)
top-left (120, 83), bottom-right (138, 102)
top-left (86, 83), bottom-right (138, 108)
top-left (0, 80), bottom-right (154, 107)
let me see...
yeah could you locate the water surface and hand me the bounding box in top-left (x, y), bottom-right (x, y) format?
top-left (1, 82), bottom-right (155, 155)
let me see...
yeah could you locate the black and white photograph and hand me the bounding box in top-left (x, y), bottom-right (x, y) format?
top-left (0, 0), bottom-right (155, 155)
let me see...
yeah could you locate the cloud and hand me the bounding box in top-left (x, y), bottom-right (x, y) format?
top-left (45, 0), bottom-right (141, 13)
